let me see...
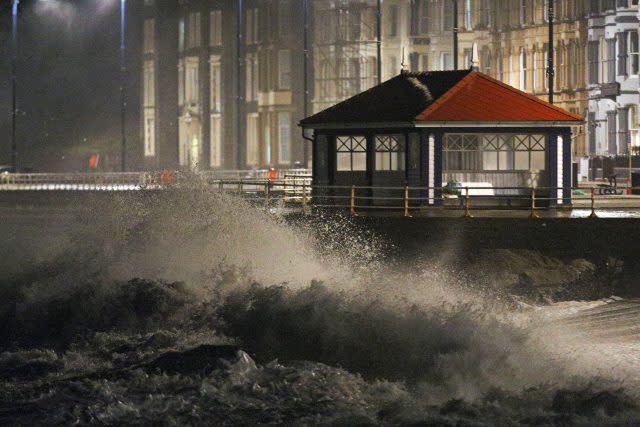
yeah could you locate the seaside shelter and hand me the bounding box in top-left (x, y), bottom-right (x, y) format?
top-left (299, 69), bottom-right (583, 207)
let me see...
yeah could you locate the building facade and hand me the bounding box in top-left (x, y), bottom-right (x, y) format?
top-left (586, 0), bottom-right (639, 165)
top-left (380, 0), bottom-right (590, 160)
top-left (140, 0), bottom-right (306, 171)
top-left (138, 0), bottom-right (639, 174)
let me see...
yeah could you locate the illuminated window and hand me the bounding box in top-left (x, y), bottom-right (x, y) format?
top-left (278, 112), bottom-right (291, 164)
top-left (532, 49), bottom-right (539, 91)
top-left (245, 53), bottom-right (258, 101)
top-left (210, 114), bottom-right (222, 167)
top-left (143, 60), bottom-right (155, 107)
top-left (210, 10), bottom-right (222, 46)
top-left (178, 18), bottom-right (185, 52)
top-left (375, 135), bottom-right (405, 171)
top-left (185, 57), bottom-right (199, 105)
top-left (387, 5), bottom-right (398, 37)
top-left (278, 50), bottom-right (291, 90)
top-left (246, 113), bottom-right (259, 166)
top-left (519, 48), bottom-right (528, 91)
top-left (144, 112), bottom-right (155, 157)
top-left (441, 52), bottom-right (452, 70)
top-left (336, 136), bottom-right (367, 171)
top-left (186, 12), bottom-right (201, 49)
top-left (143, 19), bottom-right (155, 54)
top-left (245, 8), bottom-right (259, 44)
top-left (210, 55), bottom-right (222, 112)
top-left (444, 134), bottom-right (546, 171)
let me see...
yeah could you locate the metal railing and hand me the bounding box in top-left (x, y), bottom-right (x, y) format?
top-left (2, 172), bottom-right (640, 218)
top-left (198, 168), bottom-right (310, 182)
top-left (0, 172), bottom-right (149, 191)
top-left (202, 180), bottom-right (640, 218)
top-left (0, 169), bottom-right (312, 193)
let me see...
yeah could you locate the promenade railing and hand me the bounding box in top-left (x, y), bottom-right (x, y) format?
top-left (202, 180), bottom-right (640, 218)
top-left (1, 172), bottom-right (640, 217)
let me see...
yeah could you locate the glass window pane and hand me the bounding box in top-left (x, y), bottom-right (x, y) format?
top-left (531, 151), bottom-right (546, 170)
top-left (337, 153), bottom-right (351, 171)
top-left (394, 152), bottom-right (405, 171)
top-left (375, 152), bottom-right (386, 170)
top-left (352, 153), bottom-right (367, 171)
top-left (483, 151), bottom-right (498, 170)
top-left (514, 151), bottom-right (529, 170)
top-left (444, 151), bottom-right (456, 170)
top-left (498, 151), bottom-right (514, 170)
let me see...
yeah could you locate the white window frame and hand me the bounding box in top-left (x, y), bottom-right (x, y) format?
top-left (278, 49), bottom-right (291, 90)
top-left (278, 112), bottom-right (291, 165)
top-left (143, 60), bottom-right (155, 108)
top-left (178, 18), bottom-right (185, 52)
top-left (441, 52), bottom-right (452, 70)
top-left (209, 10), bottom-right (222, 46)
top-left (178, 60), bottom-right (185, 106)
top-left (420, 54), bottom-right (430, 72)
top-left (143, 19), bottom-right (155, 54)
top-left (210, 114), bottom-right (222, 167)
top-left (387, 4), bottom-right (398, 37)
top-left (630, 30), bottom-right (639, 76)
top-left (336, 135), bottom-right (367, 172)
top-left (464, 0), bottom-right (473, 29)
top-left (519, 0), bottom-right (527, 26)
top-left (246, 113), bottom-right (259, 166)
top-left (519, 47), bottom-right (528, 91)
top-left (375, 135), bottom-right (405, 171)
top-left (245, 53), bottom-right (259, 102)
top-left (144, 111), bottom-right (155, 157)
top-left (209, 55), bottom-right (222, 113)
top-left (187, 12), bottom-right (201, 49)
top-left (185, 57), bottom-right (199, 106)
top-left (533, 49), bottom-right (539, 91)
top-left (245, 8), bottom-right (259, 44)
top-left (600, 36), bottom-right (608, 84)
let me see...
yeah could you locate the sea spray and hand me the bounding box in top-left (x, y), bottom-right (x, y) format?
top-left (0, 189), bottom-right (639, 425)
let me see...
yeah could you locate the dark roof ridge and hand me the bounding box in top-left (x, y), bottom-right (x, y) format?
top-left (400, 69), bottom-right (472, 77)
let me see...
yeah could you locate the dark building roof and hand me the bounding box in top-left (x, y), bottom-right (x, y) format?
top-left (300, 69), bottom-right (583, 127)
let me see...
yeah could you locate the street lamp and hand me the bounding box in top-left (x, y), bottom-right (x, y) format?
top-left (11, 0), bottom-right (19, 171)
top-left (120, 0), bottom-right (127, 172)
top-left (547, 0), bottom-right (555, 104)
top-left (9, 0), bottom-right (128, 172)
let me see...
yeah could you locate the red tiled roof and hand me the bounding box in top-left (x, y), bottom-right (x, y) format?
top-left (416, 72), bottom-right (583, 122)
top-left (299, 70), bottom-right (472, 126)
top-left (299, 70), bottom-right (583, 127)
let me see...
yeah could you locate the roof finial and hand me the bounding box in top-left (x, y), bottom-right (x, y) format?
top-left (471, 42), bottom-right (480, 72)
top-left (400, 47), bottom-right (407, 74)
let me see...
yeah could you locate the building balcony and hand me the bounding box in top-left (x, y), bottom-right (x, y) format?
top-left (600, 82), bottom-right (621, 98)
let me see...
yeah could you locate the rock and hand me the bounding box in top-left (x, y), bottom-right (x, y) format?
top-left (439, 398), bottom-right (479, 418)
top-left (144, 344), bottom-right (240, 375)
top-left (551, 388), bottom-right (636, 417)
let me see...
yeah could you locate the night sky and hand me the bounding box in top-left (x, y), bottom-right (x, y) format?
top-left (0, 0), bottom-right (140, 171)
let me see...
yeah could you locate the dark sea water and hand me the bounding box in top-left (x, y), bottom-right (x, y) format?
top-left (1, 190), bottom-right (639, 426)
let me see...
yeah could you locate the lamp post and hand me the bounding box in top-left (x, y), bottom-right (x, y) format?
top-left (303, 0), bottom-right (309, 167)
top-left (11, 0), bottom-right (19, 171)
top-left (376, 0), bottom-right (382, 84)
top-left (547, 0), bottom-right (554, 104)
top-left (453, 0), bottom-right (458, 69)
top-left (120, 0), bottom-right (127, 171)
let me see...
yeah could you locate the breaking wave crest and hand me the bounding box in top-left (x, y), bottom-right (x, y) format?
top-left (0, 189), bottom-right (639, 425)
